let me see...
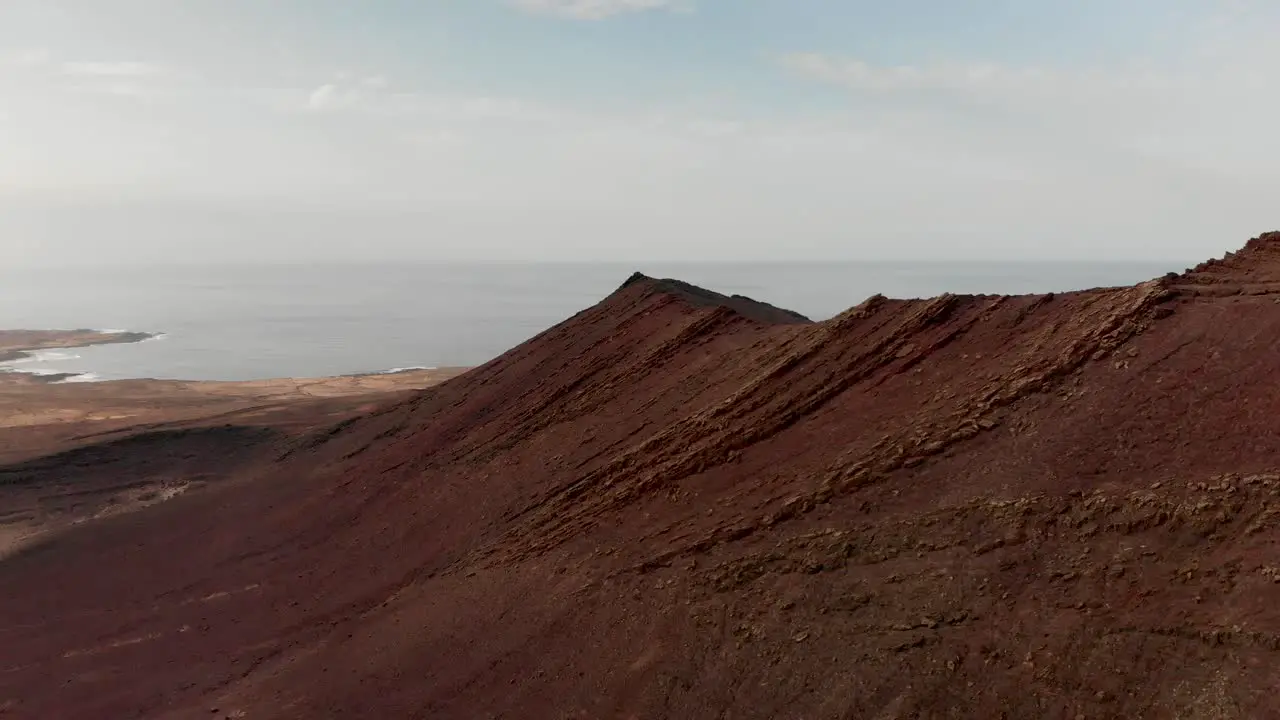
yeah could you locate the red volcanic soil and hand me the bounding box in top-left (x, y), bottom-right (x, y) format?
top-left (6, 235), bottom-right (1280, 718)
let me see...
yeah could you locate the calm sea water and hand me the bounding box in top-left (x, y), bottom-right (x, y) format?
top-left (0, 262), bottom-right (1186, 382)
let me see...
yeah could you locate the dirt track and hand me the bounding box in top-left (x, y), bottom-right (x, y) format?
top-left (6, 235), bottom-right (1280, 718)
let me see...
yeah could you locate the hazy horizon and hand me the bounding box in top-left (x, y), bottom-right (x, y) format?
top-left (6, 257), bottom-right (1204, 270)
top-left (1, 259), bottom-right (1185, 381)
top-left (4, 1), bottom-right (1279, 266)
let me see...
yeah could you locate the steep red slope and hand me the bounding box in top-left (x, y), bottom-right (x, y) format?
top-left (4, 237), bottom-right (1280, 719)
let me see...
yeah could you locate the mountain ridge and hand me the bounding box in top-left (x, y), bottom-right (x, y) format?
top-left (4, 234), bottom-right (1280, 718)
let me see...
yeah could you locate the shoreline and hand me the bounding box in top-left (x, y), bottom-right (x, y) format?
top-left (0, 329), bottom-right (469, 560)
top-left (0, 329), bottom-right (159, 364)
top-left (0, 329), bottom-right (160, 383)
top-left (0, 327), bottom-right (470, 465)
top-left (0, 328), bottom-right (452, 386)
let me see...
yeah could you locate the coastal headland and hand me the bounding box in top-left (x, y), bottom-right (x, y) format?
top-left (7, 234), bottom-right (1280, 717)
top-left (0, 329), bottom-right (156, 367)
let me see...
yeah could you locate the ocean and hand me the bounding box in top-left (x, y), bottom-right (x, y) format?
top-left (0, 261), bottom-right (1187, 382)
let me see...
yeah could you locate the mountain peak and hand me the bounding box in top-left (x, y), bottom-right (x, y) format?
top-left (617, 272), bottom-right (811, 325)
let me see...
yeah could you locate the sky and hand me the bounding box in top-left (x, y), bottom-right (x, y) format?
top-left (1, 0), bottom-right (1278, 265)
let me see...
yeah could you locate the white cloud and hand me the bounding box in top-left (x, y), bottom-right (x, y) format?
top-left (0, 49), bottom-right (50, 74)
top-left (777, 53), bottom-right (1206, 96)
top-left (784, 54), bottom-right (1042, 93)
top-left (777, 48), bottom-right (1280, 182)
top-left (6, 3), bottom-right (1280, 264)
top-left (305, 73), bottom-right (396, 112)
top-left (13, 49), bottom-right (51, 68)
top-left (404, 128), bottom-right (463, 150)
top-left (297, 75), bottom-right (559, 126)
top-left (306, 83), bottom-right (345, 111)
top-left (62, 61), bottom-right (161, 77)
top-left (82, 81), bottom-right (151, 98)
top-left (511, 0), bottom-right (684, 21)
top-left (54, 60), bottom-right (169, 99)
top-left (0, 54), bottom-right (169, 98)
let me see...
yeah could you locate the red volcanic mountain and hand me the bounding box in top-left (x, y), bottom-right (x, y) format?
top-left (6, 235), bottom-right (1280, 718)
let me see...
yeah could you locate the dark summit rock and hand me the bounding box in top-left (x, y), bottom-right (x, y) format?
top-left (619, 272), bottom-right (812, 324)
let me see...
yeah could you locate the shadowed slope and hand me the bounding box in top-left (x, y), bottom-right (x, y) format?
top-left (5, 239), bottom-right (1280, 718)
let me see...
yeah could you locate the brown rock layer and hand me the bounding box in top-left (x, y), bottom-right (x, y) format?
top-left (4, 237), bottom-right (1280, 718)
top-left (1171, 230), bottom-right (1280, 295)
